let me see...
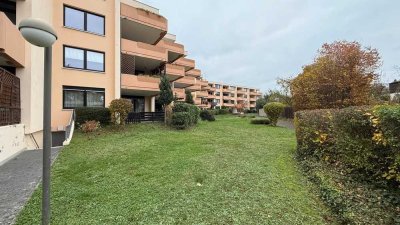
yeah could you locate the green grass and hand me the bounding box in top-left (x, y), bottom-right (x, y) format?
top-left (16, 115), bottom-right (331, 224)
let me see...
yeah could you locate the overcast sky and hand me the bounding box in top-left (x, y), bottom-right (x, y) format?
top-left (142, 0), bottom-right (400, 91)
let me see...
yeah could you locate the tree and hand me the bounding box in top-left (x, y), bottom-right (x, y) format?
top-left (290, 41), bottom-right (381, 111)
top-left (185, 89), bottom-right (194, 104)
top-left (158, 75), bottom-right (173, 124)
top-left (256, 98), bottom-right (267, 111)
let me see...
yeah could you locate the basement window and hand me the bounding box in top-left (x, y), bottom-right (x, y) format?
top-left (63, 86), bottom-right (105, 109)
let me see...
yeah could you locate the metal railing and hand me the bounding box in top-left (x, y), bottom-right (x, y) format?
top-left (126, 111), bottom-right (164, 123)
top-left (0, 67), bottom-right (20, 126)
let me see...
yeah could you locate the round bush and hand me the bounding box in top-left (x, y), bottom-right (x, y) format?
top-left (200, 110), bottom-right (216, 121)
top-left (171, 112), bottom-right (191, 129)
top-left (250, 117), bottom-right (270, 125)
top-left (263, 102), bottom-right (286, 126)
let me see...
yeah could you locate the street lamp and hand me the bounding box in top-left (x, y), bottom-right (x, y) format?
top-left (18, 18), bottom-right (57, 225)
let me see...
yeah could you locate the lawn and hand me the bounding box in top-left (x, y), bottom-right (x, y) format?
top-left (16, 115), bottom-right (331, 224)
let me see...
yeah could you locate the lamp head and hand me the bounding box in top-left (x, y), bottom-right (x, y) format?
top-left (18, 18), bottom-right (57, 47)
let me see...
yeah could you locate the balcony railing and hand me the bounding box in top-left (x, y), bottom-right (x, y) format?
top-left (186, 69), bottom-right (201, 77)
top-left (157, 39), bottom-right (184, 55)
top-left (121, 39), bottom-right (167, 61)
top-left (173, 58), bottom-right (195, 71)
top-left (121, 74), bottom-right (160, 92)
top-left (0, 68), bottom-right (20, 126)
top-left (121, 3), bottom-right (167, 31)
top-left (0, 12), bottom-right (25, 67)
top-left (196, 91), bottom-right (208, 97)
top-left (173, 88), bottom-right (185, 99)
top-left (165, 63), bottom-right (185, 79)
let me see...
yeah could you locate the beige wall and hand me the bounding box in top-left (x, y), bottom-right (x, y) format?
top-left (0, 124), bottom-right (26, 164)
top-left (51, 0), bottom-right (117, 129)
top-left (16, 0), bottom-right (53, 134)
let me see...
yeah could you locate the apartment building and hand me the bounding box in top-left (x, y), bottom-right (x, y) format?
top-left (206, 82), bottom-right (262, 110)
top-left (0, 0), bottom-right (262, 163)
top-left (0, 0), bottom-right (206, 161)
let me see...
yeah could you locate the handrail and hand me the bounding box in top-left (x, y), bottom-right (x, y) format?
top-left (63, 110), bottom-right (75, 146)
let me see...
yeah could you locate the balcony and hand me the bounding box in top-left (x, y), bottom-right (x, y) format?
top-left (194, 98), bottom-right (201, 105)
top-left (187, 83), bottom-right (201, 91)
top-left (165, 63), bottom-right (185, 81)
top-left (250, 97), bottom-right (256, 101)
top-left (186, 69), bottom-right (201, 77)
top-left (121, 39), bottom-right (167, 62)
top-left (121, 74), bottom-right (160, 96)
top-left (174, 76), bottom-right (195, 88)
top-left (0, 12), bottom-right (24, 67)
top-left (223, 96), bottom-right (232, 100)
top-left (173, 57), bottom-right (195, 71)
top-left (173, 88), bottom-right (185, 99)
top-left (196, 91), bottom-right (208, 98)
top-left (207, 94), bottom-right (216, 99)
top-left (156, 39), bottom-right (185, 63)
top-left (121, 3), bottom-right (168, 45)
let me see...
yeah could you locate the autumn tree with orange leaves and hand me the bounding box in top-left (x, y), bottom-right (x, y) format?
top-left (290, 41), bottom-right (381, 111)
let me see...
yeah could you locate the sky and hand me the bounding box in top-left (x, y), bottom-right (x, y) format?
top-left (141, 0), bottom-right (400, 91)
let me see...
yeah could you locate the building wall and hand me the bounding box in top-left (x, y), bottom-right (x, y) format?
top-left (16, 0), bottom-right (53, 135)
top-left (51, 0), bottom-right (117, 130)
top-left (0, 124), bottom-right (26, 164)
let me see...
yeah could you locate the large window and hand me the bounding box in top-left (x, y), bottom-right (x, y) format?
top-left (64, 46), bottom-right (105, 72)
top-left (63, 86), bottom-right (105, 109)
top-left (64, 6), bottom-right (105, 35)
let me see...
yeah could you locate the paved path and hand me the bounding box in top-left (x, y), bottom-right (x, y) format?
top-left (277, 119), bottom-right (295, 130)
top-left (0, 147), bottom-right (62, 225)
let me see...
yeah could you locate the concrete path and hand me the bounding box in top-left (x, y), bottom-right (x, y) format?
top-left (0, 147), bottom-right (62, 225)
top-left (277, 119), bottom-right (295, 130)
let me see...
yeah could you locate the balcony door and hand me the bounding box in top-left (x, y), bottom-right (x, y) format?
top-left (122, 96), bottom-right (145, 113)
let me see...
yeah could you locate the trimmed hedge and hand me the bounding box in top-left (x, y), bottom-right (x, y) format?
top-left (200, 110), bottom-right (215, 121)
top-left (295, 105), bottom-right (400, 224)
top-left (250, 117), bottom-right (270, 125)
top-left (75, 107), bottom-right (111, 125)
top-left (171, 103), bottom-right (200, 129)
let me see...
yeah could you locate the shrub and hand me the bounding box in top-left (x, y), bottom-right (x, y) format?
top-left (109, 99), bottom-right (133, 125)
top-left (80, 120), bottom-right (100, 133)
top-left (250, 117), bottom-right (270, 125)
top-left (295, 105), bottom-right (400, 184)
top-left (171, 103), bottom-right (200, 129)
top-left (200, 110), bottom-right (216, 121)
top-left (295, 105), bottom-right (400, 224)
top-left (75, 107), bottom-right (110, 126)
top-left (263, 102), bottom-right (286, 126)
top-left (217, 108), bottom-right (230, 115)
top-left (171, 112), bottom-right (191, 129)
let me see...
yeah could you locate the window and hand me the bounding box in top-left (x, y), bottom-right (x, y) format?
top-left (63, 86), bottom-right (105, 109)
top-left (64, 6), bottom-right (105, 35)
top-left (64, 46), bottom-right (105, 72)
top-left (215, 84), bottom-right (220, 89)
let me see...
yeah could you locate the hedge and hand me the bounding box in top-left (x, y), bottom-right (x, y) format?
top-left (295, 105), bottom-right (400, 224)
top-left (295, 105), bottom-right (400, 184)
top-left (171, 103), bottom-right (200, 129)
top-left (250, 117), bottom-right (270, 125)
top-left (75, 107), bottom-right (111, 126)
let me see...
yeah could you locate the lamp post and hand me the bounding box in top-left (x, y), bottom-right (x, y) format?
top-left (18, 18), bottom-right (57, 225)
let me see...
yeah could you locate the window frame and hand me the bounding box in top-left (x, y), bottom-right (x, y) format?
top-left (63, 5), bottom-right (105, 36)
top-left (63, 45), bottom-right (105, 72)
top-left (63, 86), bottom-right (105, 109)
